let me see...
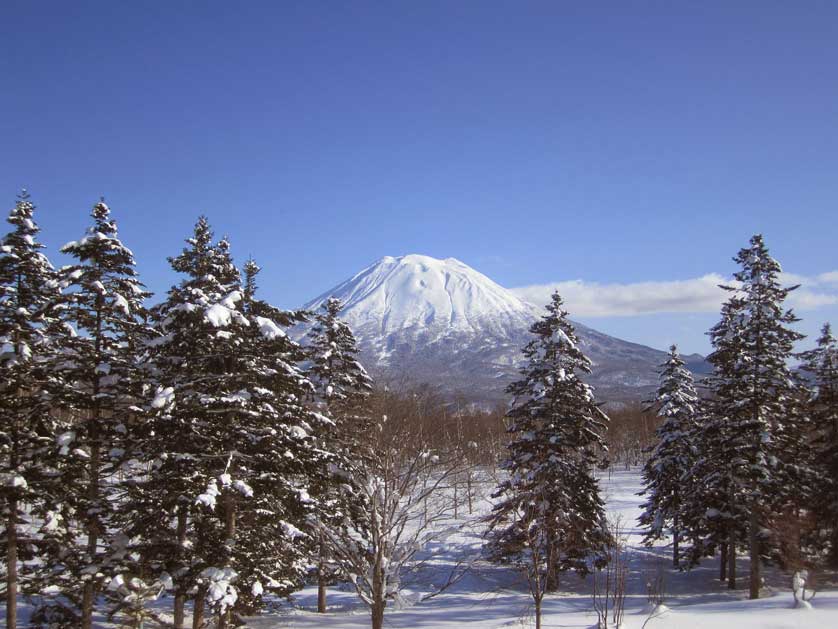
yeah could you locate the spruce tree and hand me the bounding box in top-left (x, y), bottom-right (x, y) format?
top-left (135, 220), bottom-right (325, 628)
top-left (695, 235), bottom-right (804, 599)
top-left (38, 200), bottom-right (152, 628)
top-left (305, 297), bottom-right (373, 613)
top-left (307, 298), bottom-right (373, 408)
top-left (679, 297), bottom-right (749, 584)
top-left (734, 235), bottom-right (807, 599)
top-left (234, 257), bottom-right (329, 619)
top-left (486, 292), bottom-right (609, 629)
top-left (799, 323), bottom-right (838, 565)
top-left (638, 344), bottom-right (700, 567)
top-left (0, 192), bottom-right (68, 629)
top-left (118, 217), bottom-right (226, 629)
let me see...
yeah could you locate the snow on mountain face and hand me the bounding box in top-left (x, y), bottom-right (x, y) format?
top-left (301, 255), bottom-right (707, 404)
top-left (305, 255), bottom-right (536, 359)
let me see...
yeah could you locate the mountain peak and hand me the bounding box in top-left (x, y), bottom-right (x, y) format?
top-left (374, 253), bottom-right (465, 267)
top-left (299, 255), bottom-right (705, 403)
top-left (306, 254), bottom-right (534, 340)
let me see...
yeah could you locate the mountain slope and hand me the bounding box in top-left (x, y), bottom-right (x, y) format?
top-left (300, 254), bottom-right (706, 403)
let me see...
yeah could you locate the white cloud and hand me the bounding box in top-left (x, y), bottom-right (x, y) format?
top-left (510, 270), bottom-right (838, 318)
top-left (817, 271), bottom-right (838, 285)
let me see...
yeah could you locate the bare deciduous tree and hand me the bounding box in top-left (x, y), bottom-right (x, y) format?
top-left (593, 517), bottom-right (628, 629)
top-left (320, 410), bottom-right (472, 629)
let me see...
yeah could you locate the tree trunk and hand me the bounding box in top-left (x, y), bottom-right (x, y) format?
top-left (534, 596), bottom-right (542, 629)
top-left (727, 481), bottom-right (736, 590)
top-left (371, 600), bottom-right (385, 629)
top-left (6, 496), bottom-right (17, 629)
top-left (545, 566), bottom-right (559, 592)
top-left (224, 493), bottom-right (237, 541)
top-left (832, 417), bottom-right (838, 568)
top-left (192, 588), bottom-right (206, 629)
top-left (720, 543), bottom-right (727, 582)
top-left (217, 492), bottom-right (237, 629)
top-left (749, 511), bottom-right (761, 599)
top-left (82, 298), bottom-right (106, 629)
top-left (173, 594), bottom-right (185, 629)
top-left (317, 531), bottom-right (327, 613)
top-left (173, 507), bottom-right (188, 628)
top-left (81, 436), bottom-right (101, 629)
top-left (727, 526), bottom-right (736, 590)
top-left (371, 549), bottom-right (385, 629)
top-left (466, 471), bottom-right (473, 515)
top-left (453, 481), bottom-right (458, 519)
top-left (830, 527), bottom-right (838, 569)
top-left (672, 512), bottom-right (679, 568)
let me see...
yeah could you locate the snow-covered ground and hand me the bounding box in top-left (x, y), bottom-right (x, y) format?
top-left (5, 469), bottom-right (836, 628)
top-left (247, 469), bottom-right (838, 629)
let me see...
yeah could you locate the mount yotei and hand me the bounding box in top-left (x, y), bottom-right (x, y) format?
top-left (298, 254), bottom-right (707, 403)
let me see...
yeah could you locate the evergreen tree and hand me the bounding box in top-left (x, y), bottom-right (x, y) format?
top-left (133, 220), bottom-right (325, 628)
top-left (486, 292), bottom-right (609, 629)
top-left (799, 323), bottom-right (838, 566)
top-left (693, 235), bottom-right (804, 599)
top-left (305, 297), bottom-right (373, 613)
top-left (234, 257), bottom-right (329, 619)
top-left (679, 297), bottom-right (750, 584)
top-left (307, 298), bottom-right (373, 408)
top-left (638, 345), bottom-right (700, 567)
top-left (120, 216), bottom-right (230, 628)
top-left (37, 200), bottom-right (152, 628)
top-left (0, 192), bottom-right (68, 629)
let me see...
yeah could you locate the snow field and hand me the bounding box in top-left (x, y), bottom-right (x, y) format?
top-left (246, 469), bottom-right (838, 629)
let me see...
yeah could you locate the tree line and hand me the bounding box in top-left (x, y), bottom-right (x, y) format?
top-left (638, 235), bottom-right (838, 600)
top-left (2, 191), bottom-right (836, 629)
top-left (0, 192), bottom-right (403, 628)
top-left (473, 235), bottom-right (836, 629)
top-left (0, 191), bottom-right (524, 629)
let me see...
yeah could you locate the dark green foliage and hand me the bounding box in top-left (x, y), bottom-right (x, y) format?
top-left (305, 297), bottom-right (373, 604)
top-left (799, 323), bottom-right (838, 565)
top-left (486, 292), bottom-right (609, 587)
top-left (684, 235), bottom-right (807, 597)
top-left (679, 298), bottom-right (751, 570)
top-left (638, 345), bottom-right (700, 565)
top-left (37, 200), bottom-right (152, 626)
top-left (0, 192), bottom-right (69, 627)
top-left (128, 219), bottom-right (328, 624)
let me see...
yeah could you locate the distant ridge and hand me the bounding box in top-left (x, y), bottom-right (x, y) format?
top-left (299, 254), bottom-right (708, 404)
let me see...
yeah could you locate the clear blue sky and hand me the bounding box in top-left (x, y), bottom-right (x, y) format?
top-left (1, 1), bottom-right (836, 354)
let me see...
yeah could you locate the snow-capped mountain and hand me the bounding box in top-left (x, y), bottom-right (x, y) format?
top-left (300, 254), bottom-right (707, 404)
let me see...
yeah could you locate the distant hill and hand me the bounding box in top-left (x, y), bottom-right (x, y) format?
top-left (297, 254), bottom-right (708, 404)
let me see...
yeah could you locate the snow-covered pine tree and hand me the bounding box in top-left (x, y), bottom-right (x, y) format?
top-left (703, 235), bottom-right (804, 599)
top-left (678, 297), bottom-right (749, 585)
top-left (307, 297), bottom-right (373, 410)
top-left (486, 291), bottom-right (609, 629)
top-left (733, 235), bottom-right (808, 599)
top-left (37, 199), bottom-right (152, 628)
top-left (134, 220), bottom-right (325, 628)
top-left (638, 344), bottom-right (700, 567)
top-left (0, 192), bottom-right (69, 629)
top-left (119, 217), bottom-right (228, 628)
top-left (234, 258), bottom-right (330, 618)
top-left (799, 323), bottom-right (838, 566)
top-left (305, 296), bottom-right (373, 613)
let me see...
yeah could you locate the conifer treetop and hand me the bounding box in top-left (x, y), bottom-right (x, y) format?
top-left (487, 290), bottom-right (609, 579)
top-left (307, 296), bottom-right (372, 405)
top-left (0, 190), bottom-right (63, 366)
